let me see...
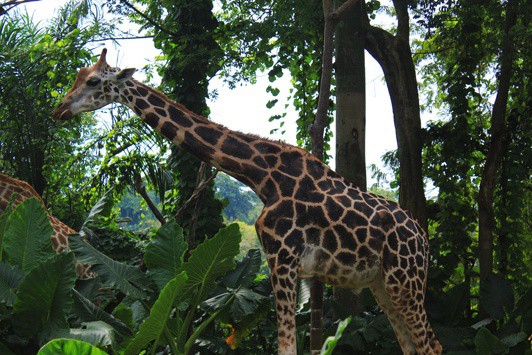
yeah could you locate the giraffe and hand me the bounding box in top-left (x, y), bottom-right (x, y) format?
top-left (0, 173), bottom-right (94, 280)
top-left (53, 49), bottom-right (442, 354)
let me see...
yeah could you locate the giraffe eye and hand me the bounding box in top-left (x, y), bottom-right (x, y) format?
top-left (86, 77), bottom-right (101, 86)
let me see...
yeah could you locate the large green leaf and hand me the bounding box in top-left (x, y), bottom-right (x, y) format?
top-left (203, 288), bottom-right (266, 322)
top-left (0, 261), bottom-right (24, 306)
top-left (144, 221), bottom-right (187, 290)
top-left (125, 272), bottom-right (188, 355)
top-left (442, 282), bottom-right (469, 326)
top-left (69, 234), bottom-right (150, 299)
top-left (221, 249), bottom-right (261, 289)
top-left (37, 338), bottom-right (108, 355)
top-left (474, 327), bottom-right (508, 354)
top-left (12, 252), bottom-right (77, 339)
top-left (72, 289), bottom-right (132, 337)
top-left (480, 273), bottom-right (514, 320)
top-left (60, 321), bottom-right (118, 349)
top-left (184, 223), bottom-right (241, 304)
top-left (82, 189), bottom-right (115, 228)
top-left (4, 198), bottom-right (54, 273)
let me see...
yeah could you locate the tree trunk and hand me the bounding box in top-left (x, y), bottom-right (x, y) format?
top-left (363, 1), bottom-right (427, 230)
top-left (478, 0), bottom-right (517, 316)
top-left (31, 147), bottom-right (46, 197)
top-left (334, 0), bottom-right (366, 315)
top-left (310, 2), bottom-right (360, 352)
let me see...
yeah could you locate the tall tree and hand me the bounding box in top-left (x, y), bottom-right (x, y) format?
top-left (477, 0), bottom-right (518, 314)
top-left (333, 0), bottom-right (366, 316)
top-left (363, 0), bottom-right (427, 230)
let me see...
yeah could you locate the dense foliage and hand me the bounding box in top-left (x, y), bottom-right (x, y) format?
top-left (0, 0), bottom-right (529, 354)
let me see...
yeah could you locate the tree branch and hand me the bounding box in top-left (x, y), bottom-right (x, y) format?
top-left (310, 0), bottom-right (335, 159)
top-left (331, 0), bottom-right (360, 20)
top-left (90, 35), bottom-right (155, 42)
top-left (392, 0), bottom-right (410, 41)
top-left (133, 172), bottom-right (166, 225)
top-left (174, 163), bottom-right (219, 222)
top-left (118, 0), bottom-right (178, 38)
top-left (0, 0), bottom-right (40, 16)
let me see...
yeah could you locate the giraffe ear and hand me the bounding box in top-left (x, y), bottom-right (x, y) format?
top-left (116, 68), bottom-right (136, 81)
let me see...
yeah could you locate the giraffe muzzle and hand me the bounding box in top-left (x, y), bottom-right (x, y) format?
top-left (52, 106), bottom-right (73, 121)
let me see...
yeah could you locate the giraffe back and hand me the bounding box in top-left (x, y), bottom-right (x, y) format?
top-left (0, 173), bottom-right (94, 279)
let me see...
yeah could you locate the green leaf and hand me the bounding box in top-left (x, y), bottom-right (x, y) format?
top-left (183, 223), bottom-right (241, 304)
top-left (0, 261), bottom-right (24, 306)
top-left (221, 249), bottom-right (261, 289)
top-left (12, 253), bottom-right (77, 339)
top-left (204, 288), bottom-right (265, 323)
top-left (266, 99), bottom-right (278, 109)
top-left (59, 321), bottom-right (118, 349)
top-left (82, 189), bottom-right (114, 228)
top-left (321, 317), bottom-right (352, 355)
top-left (480, 274), bottom-right (514, 320)
top-left (474, 328), bottom-right (508, 354)
top-left (69, 234), bottom-right (150, 299)
top-left (4, 198), bottom-right (54, 273)
top-left (37, 338), bottom-right (108, 355)
top-left (72, 289), bottom-right (132, 337)
top-left (442, 282), bottom-right (469, 325)
top-left (144, 222), bottom-right (187, 290)
top-left (125, 272), bottom-right (188, 355)
top-left (501, 332), bottom-right (527, 348)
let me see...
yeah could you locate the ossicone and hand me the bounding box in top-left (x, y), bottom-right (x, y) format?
top-left (95, 48), bottom-right (109, 69)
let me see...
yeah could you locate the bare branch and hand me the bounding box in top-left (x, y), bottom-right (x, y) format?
top-left (90, 35), bottom-right (155, 42)
top-left (331, 0), bottom-right (360, 20)
top-left (0, 0), bottom-right (40, 16)
top-left (392, 0), bottom-right (410, 41)
top-left (133, 172), bottom-right (166, 225)
top-left (174, 163), bottom-right (219, 222)
top-left (309, 0), bottom-right (335, 160)
top-left (118, 0), bottom-right (178, 38)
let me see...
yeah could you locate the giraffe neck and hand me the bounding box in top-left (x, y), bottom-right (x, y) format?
top-left (118, 79), bottom-right (300, 202)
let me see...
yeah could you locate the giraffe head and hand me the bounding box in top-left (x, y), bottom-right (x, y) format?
top-left (53, 48), bottom-right (136, 120)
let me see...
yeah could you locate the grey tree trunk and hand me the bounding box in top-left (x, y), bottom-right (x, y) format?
top-left (363, 1), bottom-right (427, 230)
top-left (478, 0), bottom-right (517, 316)
top-left (334, 0), bottom-right (366, 315)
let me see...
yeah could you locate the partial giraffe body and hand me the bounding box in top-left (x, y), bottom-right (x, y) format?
top-left (0, 174), bottom-right (94, 280)
top-left (53, 48), bottom-right (442, 354)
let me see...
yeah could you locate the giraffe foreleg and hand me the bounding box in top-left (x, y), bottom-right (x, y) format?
top-left (270, 263), bottom-right (298, 355)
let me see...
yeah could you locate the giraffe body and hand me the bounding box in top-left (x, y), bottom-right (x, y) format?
top-left (54, 49), bottom-right (442, 354)
top-left (0, 174), bottom-right (94, 279)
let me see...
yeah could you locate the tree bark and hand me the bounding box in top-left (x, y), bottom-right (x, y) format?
top-left (334, 0), bottom-right (366, 315)
top-left (478, 0), bottom-right (517, 315)
top-left (309, 1), bottom-right (359, 352)
top-left (363, 1), bottom-right (427, 230)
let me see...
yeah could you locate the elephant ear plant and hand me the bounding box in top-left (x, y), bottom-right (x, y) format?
top-left (0, 191), bottom-right (268, 354)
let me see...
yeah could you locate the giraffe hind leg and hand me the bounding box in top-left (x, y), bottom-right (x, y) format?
top-left (370, 280), bottom-right (416, 354)
top-left (372, 271), bottom-right (442, 355)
